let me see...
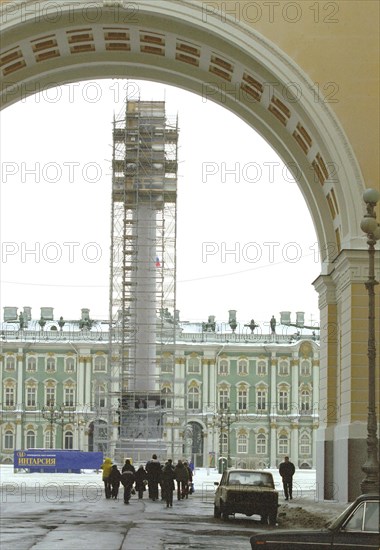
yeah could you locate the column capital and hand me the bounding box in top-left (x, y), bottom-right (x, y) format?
top-left (313, 274), bottom-right (337, 308)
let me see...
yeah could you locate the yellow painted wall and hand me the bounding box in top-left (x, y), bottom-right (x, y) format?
top-left (206, 0), bottom-right (379, 189)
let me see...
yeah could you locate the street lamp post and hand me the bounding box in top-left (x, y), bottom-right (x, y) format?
top-left (360, 188), bottom-right (380, 494)
top-left (213, 404), bottom-right (239, 468)
top-left (42, 403), bottom-right (65, 450)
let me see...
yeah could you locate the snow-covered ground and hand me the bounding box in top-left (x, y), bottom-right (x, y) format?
top-left (0, 464), bottom-right (318, 500)
top-left (0, 465), bottom-right (348, 550)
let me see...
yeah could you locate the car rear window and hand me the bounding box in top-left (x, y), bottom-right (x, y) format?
top-left (228, 472), bottom-right (274, 487)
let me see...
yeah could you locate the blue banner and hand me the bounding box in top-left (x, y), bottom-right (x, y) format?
top-left (14, 450), bottom-right (103, 472)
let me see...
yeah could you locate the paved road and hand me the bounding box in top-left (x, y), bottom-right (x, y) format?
top-left (0, 484), bottom-right (263, 550)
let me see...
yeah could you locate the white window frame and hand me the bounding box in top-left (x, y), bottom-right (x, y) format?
top-left (188, 357), bottom-right (200, 374)
top-left (257, 360), bottom-right (267, 376)
top-left (27, 357), bottom-right (37, 371)
top-left (219, 359), bottom-right (229, 375)
top-left (256, 433), bottom-right (267, 455)
top-left (26, 430), bottom-right (36, 449)
top-left (94, 355), bottom-right (106, 372)
top-left (278, 435), bottom-right (289, 455)
top-left (26, 386), bottom-right (37, 407)
top-left (238, 359), bottom-right (248, 376)
top-left (187, 386), bottom-right (200, 410)
top-left (46, 357), bottom-right (56, 372)
top-left (237, 433), bottom-right (248, 454)
top-left (4, 429), bottom-right (14, 449)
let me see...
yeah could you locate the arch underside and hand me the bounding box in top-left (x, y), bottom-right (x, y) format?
top-left (0, 1), bottom-right (366, 272)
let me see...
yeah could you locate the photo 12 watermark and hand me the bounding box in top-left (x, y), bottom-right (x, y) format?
top-left (201, 2), bottom-right (339, 25)
top-left (1, 241), bottom-right (103, 264)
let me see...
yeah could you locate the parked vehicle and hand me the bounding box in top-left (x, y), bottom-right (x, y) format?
top-left (250, 493), bottom-right (379, 549)
top-left (214, 469), bottom-right (278, 525)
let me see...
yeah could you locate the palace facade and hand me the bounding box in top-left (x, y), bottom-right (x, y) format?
top-left (0, 307), bottom-right (319, 468)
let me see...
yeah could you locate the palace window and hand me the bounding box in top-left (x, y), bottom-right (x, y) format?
top-left (300, 389), bottom-right (311, 413)
top-left (94, 384), bottom-right (106, 408)
top-left (256, 433), bottom-right (267, 454)
top-left (161, 355), bottom-right (174, 373)
top-left (278, 389), bottom-right (289, 411)
top-left (4, 430), bottom-right (14, 450)
top-left (300, 360), bottom-right (311, 376)
top-left (26, 386), bottom-right (37, 407)
top-left (6, 356), bottom-right (16, 370)
top-left (65, 357), bottom-right (75, 372)
top-left (46, 357), bottom-right (56, 372)
top-left (26, 430), bottom-right (36, 449)
top-left (237, 433), bottom-right (248, 453)
top-left (187, 386), bottom-right (200, 410)
top-left (278, 434), bottom-right (289, 455)
top-left (300, 432), bottom-right (311, 455)
top-left (64, 387), bottom-right (75, 407)
top-left (94, 355), bottom-right (106, 372)
top-left (64, 431), bottom-right (74, 450)
top-left (237, 386), bottom-right (248, 411)
top-left (257, 360), bottom-right (267, 376)
top-left (278, 360), bottom-right (289, 376)
top-left (218, 387), bottom-right (229, 410)
top-left (238, 359), bottom-right (248, 375)
top-left (161, 386), bottom-right (173, 408)
top-left (5, 386), bottom-right (15, 407)
top-left (45, 386), bottom-right (56, 406)
top-left (256, 389), bottom-right (267, 412)
top-left (219, 359), bottom-right (229, 375)
top-left (188, 357), bottom-right (200, 374)
top-left (27, 357), bottom-right (37, 371)
top-left (44, 430), bottom-right (53, 449)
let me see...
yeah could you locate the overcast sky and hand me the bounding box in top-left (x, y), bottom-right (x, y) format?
top-left (0, 79), bottom-right (321, 329)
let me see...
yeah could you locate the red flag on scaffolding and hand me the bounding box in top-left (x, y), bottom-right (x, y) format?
top-left (155, 257), bottom-right (161, 267)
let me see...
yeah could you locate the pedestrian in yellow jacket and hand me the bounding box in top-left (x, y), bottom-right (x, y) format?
top-left (101, 457), bottom-right (113, 499)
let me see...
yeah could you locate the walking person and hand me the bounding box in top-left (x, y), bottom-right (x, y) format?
top-left (121, 458), bottom-right (136, 504)
top-left (100, 457), bottom-right (113, 499)
top-left (122, 458), bottom-right (136, 475)
top-left (121, 468), bottom-right (135, 504)
top-left (161, 460), bottom-right (176, 507)
top-left (279, 456), bottom-right (295, 501)
top-left (145, 454), bottom-right (162, 501)
top-left (174, 459), bottom-right (189, 500)
top-left (183, 460), bottom-right (193, 498)
top-left (109, 464), bottom-right (122, 499)
top-left (134, 464), bottom-right (148, 499)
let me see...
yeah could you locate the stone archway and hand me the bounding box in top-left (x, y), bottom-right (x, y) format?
top-left (1, 0), bottom-right (378, 501)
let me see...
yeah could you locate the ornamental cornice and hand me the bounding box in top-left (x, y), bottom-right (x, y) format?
top-left (313, 274), bottom-right (337, 308)
top-left (331, 249), bottom-right (380, 296)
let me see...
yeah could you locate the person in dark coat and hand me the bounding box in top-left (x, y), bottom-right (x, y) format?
top-left (161, 461), bottom-right (176, 507)
top-left (121, 458), bottom-right (136, 504)
top-left (134, 464), bottom-right (148, 499)
top-left (174, 459), bottom-right (189, 500)
top-left (145, 454), bottom-right (162, 501)
top-left (122, 458), bottom-right (136, 475)
top-left (183, 460), bottom-right (193, 498)
top-left (279, 456), bottom-right (295, 500)
top-left (109, 464), bottom-right (122, 499)
top-left (121, 468), bottom-right (135, 504)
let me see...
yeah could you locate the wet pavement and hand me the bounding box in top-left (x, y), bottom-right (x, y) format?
top-left (0, 468), bottom-right (348, 550)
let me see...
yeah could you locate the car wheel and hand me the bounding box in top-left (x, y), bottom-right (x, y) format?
top-left (214, 504), bottom-right (221, 519)
top-left (269, 509), bottom-right (277, 526)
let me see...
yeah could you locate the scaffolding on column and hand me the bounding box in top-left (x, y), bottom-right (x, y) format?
top-left (93, 97), bottom-right (179, 462)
